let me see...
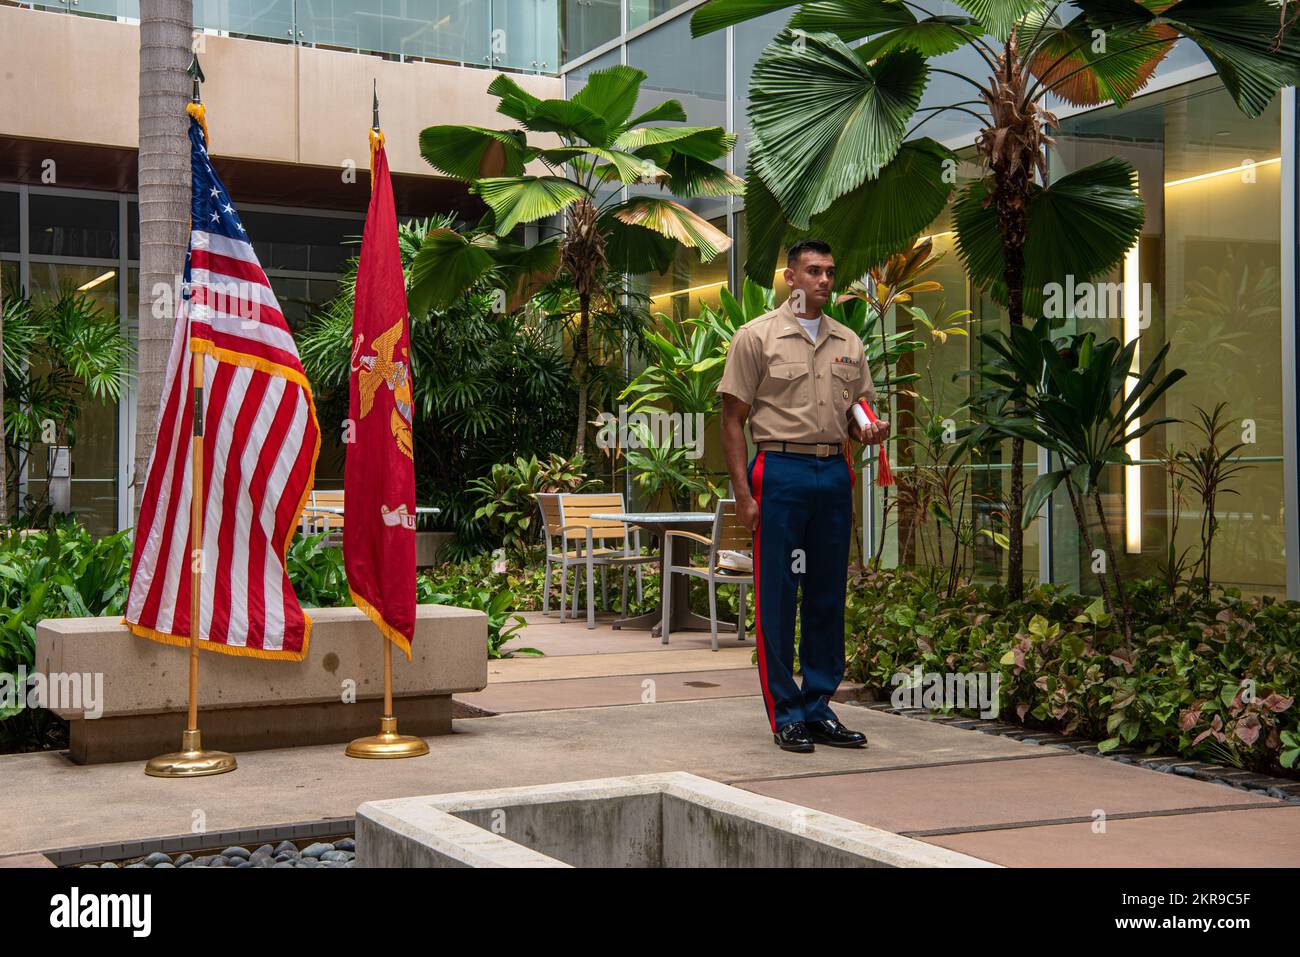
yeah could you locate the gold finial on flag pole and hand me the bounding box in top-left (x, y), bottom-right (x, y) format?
top-left (145, 63), bottom-right (235, 777)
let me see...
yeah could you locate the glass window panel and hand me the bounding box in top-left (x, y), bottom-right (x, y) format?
top-left (195, 0), bottom-right (295, 45)
top-left (65, 0), bottom-right (140, 17)
top-left (561, 0), bottom-right (621, 64)
top-left (627, 0), bottom-right (689, 31)
top-left (23, 265), bottom-right (121, 537)
top-left (128, 200), bottom-right (139, 262)
top-left (0, 191), bottom-right (18, 255)
top-left (1052, 79), bottom-right (1284, 594)
top-left (495, 0), bottom-right (560, 72)
top-left (267, 275), bottom-right (340, 332)
top-left (564, 44), bottom-right (619, 96)
top-left (732, 9), bottom-right (789, 175)
top-left (29, 193), bottom-right (120, 259)
top-left (238, 210), bottom-right (361, 275)
top-left (301, 0), bottom-right (491, 63)
top-left (627, 13), bottom-right (725, 130)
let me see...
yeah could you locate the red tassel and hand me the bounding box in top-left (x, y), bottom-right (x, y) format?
top-left (858, 399), bottom-right (894, 487)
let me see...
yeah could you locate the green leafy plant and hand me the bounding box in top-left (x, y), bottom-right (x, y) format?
top-left (694, 0), bottom-right (1300, 601)
top-left (622, 420), bottom-right (714, 511)
top-left (1176, 403), bottom-right (1253, 600)
top-left (422, 575), bottom-right (537, 659)
top-left (412, 65), bottom-right (741, 453)
top-left (468, 452), bottom-right (593, 556)
top-left (992, 329), bottom-right (1186, 642)
top-left (845, 566), bottom-right (1299, 776)
top-left (297, 216), bottom-right (582, 553)
top-left (285, 532), bottom-right (352, 610)
top-left (3, 286), bottom-right (133, 519)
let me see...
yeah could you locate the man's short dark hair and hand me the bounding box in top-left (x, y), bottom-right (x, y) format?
top-left (787, 239), bottom-right (833, 267)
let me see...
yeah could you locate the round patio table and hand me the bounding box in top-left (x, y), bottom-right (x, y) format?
top-left (590, 511), bottom-right (737, 637)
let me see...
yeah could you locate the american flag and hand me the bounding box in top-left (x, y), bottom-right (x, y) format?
top-left (126, 114), bottom-right (320, 660)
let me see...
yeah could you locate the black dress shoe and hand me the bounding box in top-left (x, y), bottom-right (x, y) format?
top-left (773, 722), bottom-right (815, 753)
top-left (806, 719), bottom-right (868, 748)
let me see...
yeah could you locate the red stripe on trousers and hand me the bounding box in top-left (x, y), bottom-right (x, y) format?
top-left (750, 451), bottom-right (777, 731)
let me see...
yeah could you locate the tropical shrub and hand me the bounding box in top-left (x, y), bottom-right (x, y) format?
top-left (412, 65), bottom-right (740, 453)
top-left (468, 452), bottom-right (594, 556)
top-left (845, 567), bottom-right (1299, 774)
top-left (694, 0), bottom-right (1300, 601)
top-left (0, 523), bottom-right (133, 751)
top-left (297, 216), bottom-right (580, 554)
top-left (2, 286), bottom-right (133, 522)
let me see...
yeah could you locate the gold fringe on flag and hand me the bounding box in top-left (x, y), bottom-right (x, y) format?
top-left (186, 101), bottom-right (210, 147)
top-left (369, 126), bottom-right (385, 177)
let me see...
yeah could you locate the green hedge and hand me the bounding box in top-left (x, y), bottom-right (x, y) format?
top-left (845, 568), bottom-right (1300, 775)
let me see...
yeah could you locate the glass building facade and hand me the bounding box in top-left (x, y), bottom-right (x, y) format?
top-left (0, 184), bottom-right (359, 536)
top-left (6, 1), bottom-right (1298, 598)
top-left (31, 0), bottom-right (561, 72)
top-left (561, 1), bottom-right (1300, 600)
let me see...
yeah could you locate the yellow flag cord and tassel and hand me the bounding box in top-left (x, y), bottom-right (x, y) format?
top-left (187, 101), bottom-right (210, 148)
top-left (369, 126), bottom-right (385, 177)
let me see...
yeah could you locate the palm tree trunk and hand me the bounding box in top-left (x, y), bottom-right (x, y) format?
top-left (1002, 238), bottom-right (1027, 603)
top-left (979, 39), bottom-right (1038, 603)
top-left (1091, 488), bottom-right (1133, 644)
top-left (573, 294), bottom-right (590, 455)
top-left (1066, 480), bottom-right (1113, 615)
top-left (135, 0), bottom-right (193, 523)
top-left (872, 302), bottom-right (891, 566)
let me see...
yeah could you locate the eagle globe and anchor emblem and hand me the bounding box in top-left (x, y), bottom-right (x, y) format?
top-left (352, 318), bottom-right (415, 528)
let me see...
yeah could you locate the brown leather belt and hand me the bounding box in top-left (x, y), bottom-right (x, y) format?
top-left (757, 441), bottom-right (843, 458)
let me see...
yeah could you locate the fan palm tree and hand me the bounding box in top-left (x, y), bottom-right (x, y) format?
top-left (693, 0), bottom-right (1300, 599)
top-left (409, 65), bottom-right (741, 454)
top-left (135, 0), bottom-right (194, 521)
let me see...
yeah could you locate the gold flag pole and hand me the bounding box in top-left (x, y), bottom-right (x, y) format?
top-left (145, 54), bottom-right (236, 778)
top-left (346, 633), bottom-right (428, 758)
top-left (346, 82), bottom-right (428, 760)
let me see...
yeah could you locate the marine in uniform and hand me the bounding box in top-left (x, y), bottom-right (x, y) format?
top-left (717, 239), bottom-right (890, 753)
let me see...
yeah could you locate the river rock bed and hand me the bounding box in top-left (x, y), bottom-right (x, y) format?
top-left (78, 838), bottom-right (356, 868)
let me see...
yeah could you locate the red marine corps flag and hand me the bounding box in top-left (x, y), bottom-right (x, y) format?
top-left (344, 119), bottom-right (417, 659)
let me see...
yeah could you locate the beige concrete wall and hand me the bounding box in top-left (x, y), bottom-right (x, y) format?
top-left (0, 6), bottom-right (562, 176)
top-left (35, 603), bottom-right (488, 718)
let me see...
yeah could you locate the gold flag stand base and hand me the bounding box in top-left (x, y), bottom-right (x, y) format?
top-left (346, 715), bottom-right (429, 759)
top-left (144, 729), bottom-right (237, 778)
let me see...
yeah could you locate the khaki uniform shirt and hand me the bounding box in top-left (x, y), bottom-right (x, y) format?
top-left (717, 298), bottom-right (876, 445)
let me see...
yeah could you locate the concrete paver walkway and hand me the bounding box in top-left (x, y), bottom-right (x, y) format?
top-left (3, 612), bottom-right (1297, 866)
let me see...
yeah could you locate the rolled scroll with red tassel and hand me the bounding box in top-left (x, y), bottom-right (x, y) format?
top-left (850, 397), bottom-right (893, 487)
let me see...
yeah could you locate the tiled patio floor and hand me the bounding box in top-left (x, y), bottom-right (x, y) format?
top-left (3, 612), bottom-right (1297, 866)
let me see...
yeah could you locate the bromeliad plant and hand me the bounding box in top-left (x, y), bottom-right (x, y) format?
top-left (692, 0), bottom-right (1300, 599)
top-left (412, 66), bottom-right (741, 454)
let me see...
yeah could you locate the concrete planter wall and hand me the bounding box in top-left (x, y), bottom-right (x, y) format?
top-left (416, 531), bottom-right (456, 568)
top-left (356, 772), bottom-right (996, 868)
top-left (34, 604), bottom-right (487, 763)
